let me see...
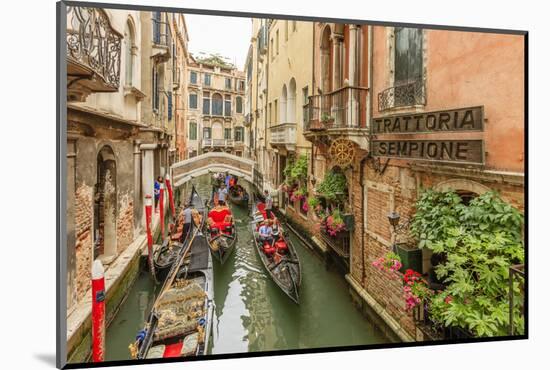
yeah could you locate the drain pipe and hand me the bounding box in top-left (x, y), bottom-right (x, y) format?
top-left (361, 25), bottom-right (374, 284)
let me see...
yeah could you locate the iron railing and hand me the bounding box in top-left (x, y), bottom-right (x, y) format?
top-left (509, 264), bottom-right (525, 335)
top-left (66, 6), bottom-right (122, 90)
top-left (378, 79), bottom-right (426, 111)
top-left (306, 86), bottom-right (369, 131)
top-left (319, 230), bottom-right (350, 259)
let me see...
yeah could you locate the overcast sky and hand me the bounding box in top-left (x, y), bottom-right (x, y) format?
top-left (184, 13), bottom-right (252, 71)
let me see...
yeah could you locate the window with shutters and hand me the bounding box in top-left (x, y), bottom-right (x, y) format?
top-left (225, 78), bottom-right (232, 90)
top-left (224, 128), bottom-right (232, 139)
top-left (167, 92), bottom-right (173, 121)
top-left (224, 95), bottom-right (232, 117)
top-left (236, 97), bottom-right (243, 113)
top-left (189, 93), bottom-right (198, 109)
top-left (190, 71), bottom-right (197, 84)
top-left (204, 73), bottom-right (211, 86)
top-left (152, 67), bottom-right (159, 111)
top-left (212, 93), bottom-right (223, 115)
top-left (203, 92), bottom-right (211, 115)
top-left (234, 127), bottom-right (244, 142)
top-left (203, 127), bottom-right (211, 139)
top-left (189, 121), bottom-right (197, 140)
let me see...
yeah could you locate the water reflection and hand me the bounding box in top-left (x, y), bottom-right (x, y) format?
top-left (105, 174), bottom-right (390, 361)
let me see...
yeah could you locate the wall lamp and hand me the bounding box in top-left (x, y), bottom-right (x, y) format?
top-left (387, 211), bottom-right (409, 234)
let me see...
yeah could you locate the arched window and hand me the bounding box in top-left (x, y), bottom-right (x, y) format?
top-left (236, 96), bottom-right (243, 113)
top-left (189, 121), bottom-right (197, 140)
top-left (320, 26), bottom-right (333, 93)
top-left (224, 95), bottom-right (232, 117)
top-left (288, 78), bottom-right (296, 123)
top-left (281, 84), bottom-right (288, 123)
top-left (124, 20), bottom-right (135, 86)
top-left (212, 93), bottom-right (223, 116)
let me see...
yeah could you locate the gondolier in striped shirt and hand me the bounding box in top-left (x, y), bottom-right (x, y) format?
top-left (218, 184), bottom-right (229, 206)
top-left (264, 190), bottom-right (273, 218)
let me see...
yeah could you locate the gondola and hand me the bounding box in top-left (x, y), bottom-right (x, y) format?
top-left (205, 190), bottom-right (237, 264)
top-left (228, 184), bottom-right (249, 207)
top-left (153, 186), bottom-right (202, 281)
top-left (250, 197), bottom-right (301, 304)
top-left (131, 185), bottom-right (214, 360)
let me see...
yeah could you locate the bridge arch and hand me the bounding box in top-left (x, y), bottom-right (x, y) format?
top-left (171, 152), bottom-right (258, 188)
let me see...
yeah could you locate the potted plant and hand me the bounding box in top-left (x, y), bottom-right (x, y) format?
top-left (393, 242), bottom-right (423, 273)
top-left (372, 252), bottom-right (402, 273)
top-left (321, 112), bottom-right (334, 124)
top-left (402, 269), bottom-right (432, 311)
top-left (323, 208), bottom-right (347, 237)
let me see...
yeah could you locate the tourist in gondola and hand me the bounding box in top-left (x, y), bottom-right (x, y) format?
top-left (258, 219), bottom-right (274, 246)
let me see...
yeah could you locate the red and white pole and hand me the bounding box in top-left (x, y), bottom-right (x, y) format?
top-left (145, 195), bottom-right (156, 279)
top-left (91, 260), bottom-right (105, 363)
top-left (165, 173), bottom-right (175, 219)
top-left (159, 183), bottom-right (165, 239)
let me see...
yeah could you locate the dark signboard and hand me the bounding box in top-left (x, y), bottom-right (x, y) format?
top-left (371, 140), bottom-right (484, 164)
top-left (371, 106), bottom-right (484, 134)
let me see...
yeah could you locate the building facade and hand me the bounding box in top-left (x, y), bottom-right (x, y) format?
top-left (185, 57), bottom-right (247, 158)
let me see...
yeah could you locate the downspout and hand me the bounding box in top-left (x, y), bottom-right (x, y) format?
top-left (361, 25), bottom-right (373, 284)
top-left (264, 24), bottom-right (270, 190)
top-left (310, 22), bottom-right (316, 181)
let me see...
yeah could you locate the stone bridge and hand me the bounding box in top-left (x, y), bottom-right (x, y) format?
top-left (171, 152), bottom-right (263, 189)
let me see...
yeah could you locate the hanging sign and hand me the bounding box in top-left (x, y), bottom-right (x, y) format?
top-left (371, 106), bottom-right (484, 134)
top-left (371, 139), bottom-right (484, 164)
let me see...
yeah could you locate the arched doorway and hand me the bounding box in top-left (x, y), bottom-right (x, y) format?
top-left (93, 146), bottom-right (117, 261)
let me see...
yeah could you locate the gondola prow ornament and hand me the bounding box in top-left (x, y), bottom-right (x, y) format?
top-left (91, 260), bottom-right (105, 362)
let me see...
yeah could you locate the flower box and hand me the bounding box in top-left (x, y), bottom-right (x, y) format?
top-left (342, 213), bottom-right (355, 231)
top-left (393, 243), bottom-right (422, 274)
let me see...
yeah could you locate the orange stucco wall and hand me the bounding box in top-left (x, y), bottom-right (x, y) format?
top-left (372, 27), bottom-right (525, 173)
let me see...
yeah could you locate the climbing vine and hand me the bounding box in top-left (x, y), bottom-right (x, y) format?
top-left (410, 189), bottom-right (525, 337)
top-left (316, 170), bottom-right (348, 203)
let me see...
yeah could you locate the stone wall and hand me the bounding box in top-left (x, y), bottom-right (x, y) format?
top-left (74, 183), bottom-right (94, 301)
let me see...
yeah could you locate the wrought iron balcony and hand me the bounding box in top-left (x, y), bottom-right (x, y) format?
top-left (305, 86), bottom-right (369, 131)
top-left (269, 122), bottom-right (296, 147)
top-left (66, 6), bottom-right (122, 101)
top-left (378, 79), bottom-right (426, 112)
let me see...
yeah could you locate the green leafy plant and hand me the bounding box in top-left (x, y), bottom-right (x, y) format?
top-left (316, 170), bottom-right (348, 202)
top-left (307, 196), bottom-right (320, 208)
top-left (283, 155), bottom-right (308, 186)
top-left (321, 113), bottom-right (334, 123)
top-left (410, 190), bottom-right (525, 337)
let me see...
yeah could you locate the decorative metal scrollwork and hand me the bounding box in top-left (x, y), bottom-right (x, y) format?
top-left (329, 138), bottom-right (355, 168)
top-left (378, 79), bottom-right (426, 112)
top-left (66, 6), bottom-right (122, 89)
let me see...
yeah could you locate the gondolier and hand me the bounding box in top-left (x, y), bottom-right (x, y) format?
top-left (218, 184), bottom-right (228, 206)
top-left (264, 190), bottom-right (273, 218)
top-left (180, 203), bottom-right (193, 243)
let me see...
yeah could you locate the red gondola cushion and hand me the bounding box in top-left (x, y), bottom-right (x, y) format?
top-left (163, 342), bottom-right (184, 358)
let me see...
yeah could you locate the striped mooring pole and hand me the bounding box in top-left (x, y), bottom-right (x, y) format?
top-left (91, 259), bottom-right (105, 362)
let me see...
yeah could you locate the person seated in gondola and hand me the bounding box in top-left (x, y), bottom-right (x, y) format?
top-left (258, 220), bottom-right (274, 247)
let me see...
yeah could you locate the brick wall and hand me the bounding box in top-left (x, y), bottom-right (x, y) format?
top-left (74, 183), bottom-right (93, 302)
top-left (116, 193), bottom-right (134, 254)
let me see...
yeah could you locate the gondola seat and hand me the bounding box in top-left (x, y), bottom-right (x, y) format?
top-left (257, 202), bottom-right (267, 220)
top-left (275, 239), bottom-right (288, 253)
top-left (208, 208), bottom-right (232, 232)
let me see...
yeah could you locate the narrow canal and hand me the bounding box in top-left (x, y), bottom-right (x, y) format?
top-left (105, 174), bottom-right (390, 361)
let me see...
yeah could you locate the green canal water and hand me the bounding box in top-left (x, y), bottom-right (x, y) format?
top-left (105, 175), bottom-right (390, 361)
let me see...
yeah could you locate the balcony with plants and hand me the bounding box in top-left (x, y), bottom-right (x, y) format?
top-left (306, 169), bottom-right (354, 260)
